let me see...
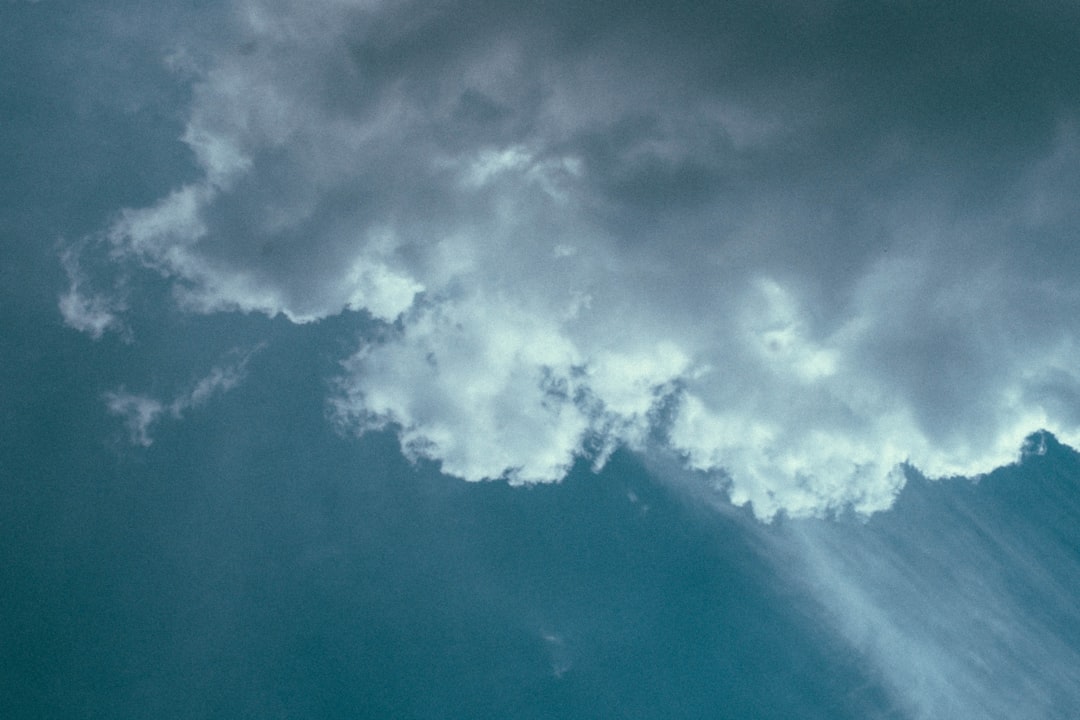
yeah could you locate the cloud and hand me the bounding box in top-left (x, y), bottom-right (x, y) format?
top-left (781, 451), bottom-right (1080, 718)
top-left (105, 391), bottom-right (165, 447)
top-left (539, 630), bottom-right (573, 679)
top-left (67, 0), bottom-right (1080, 517)
top-left (58, 244), bottom-right (126, 340)
top-left (105, 346), bottom-right (260, 445)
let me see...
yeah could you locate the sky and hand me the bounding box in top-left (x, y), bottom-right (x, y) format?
top-left (3, 0), bottom-right (1080, 717)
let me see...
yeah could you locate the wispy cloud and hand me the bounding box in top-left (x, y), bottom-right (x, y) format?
top-left (58, 243), bottom-right (126, 340)
top-left (776, 448), bottom-right (1080, 718)
top-left (105, 345), bottom-right (262, 445)
top-left (104, 391), bottom-right (164, 447)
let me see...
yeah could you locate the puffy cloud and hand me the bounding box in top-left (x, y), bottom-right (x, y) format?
top-left (67, 0), bottom-right (1080, 517)
top-left (331, 290), bottom-right (690, 484)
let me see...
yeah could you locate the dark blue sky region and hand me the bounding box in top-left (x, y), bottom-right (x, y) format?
top-left (3, 1), bottom-right (1080, 717)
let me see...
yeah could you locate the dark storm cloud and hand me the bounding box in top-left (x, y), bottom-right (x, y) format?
top-left (62, 0), bottom-right (1080, 518)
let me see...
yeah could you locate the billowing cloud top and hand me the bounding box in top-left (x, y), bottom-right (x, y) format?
top-left (64, 0), bottom-right (1080, 518)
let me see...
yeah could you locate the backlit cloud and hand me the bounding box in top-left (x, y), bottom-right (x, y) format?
top-left (64, 0), bottom-right (1080, 518)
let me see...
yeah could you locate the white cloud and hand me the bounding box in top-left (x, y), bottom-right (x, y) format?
top-left (181, 355), bottom-right (252, 410)
top-left (105, 347), bottom-right (261, 445)
top-left (332, 293), bottom-right (593, 484)
top-left (70, 0), bottom-right (1080, 517)
top-left (104, 391), bottom-right (165, 447)
top-left (58, 245), bottom-right (125, 340)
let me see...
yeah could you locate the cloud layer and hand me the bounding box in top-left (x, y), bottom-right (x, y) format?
top-left (66, 0), bottom-right (1080, 517)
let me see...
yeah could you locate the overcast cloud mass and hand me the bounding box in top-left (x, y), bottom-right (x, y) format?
top-left (60, 0), bottom-right (1080, 519)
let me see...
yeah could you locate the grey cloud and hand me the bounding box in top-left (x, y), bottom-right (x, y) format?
top-left (67, 0), bottom-right (1080, 517)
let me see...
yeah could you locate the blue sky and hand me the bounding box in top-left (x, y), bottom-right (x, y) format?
top-left (3, 0), bottom-right (1080, 717)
